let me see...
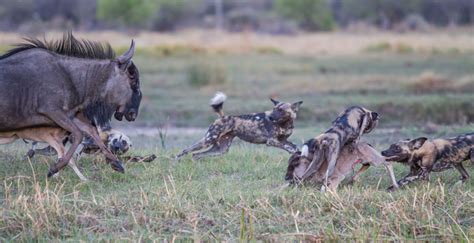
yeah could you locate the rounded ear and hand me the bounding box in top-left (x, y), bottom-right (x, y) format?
top-left (291, 101), bottom-right (303, 112)
top-left (270, 98), bottom-right (280, 106)
top-left (409, 137), bottom-right (428, 150)
top-left (117, 40), bottom-right (135, 70)
top-left (371, 111), bottom-right (379, 120)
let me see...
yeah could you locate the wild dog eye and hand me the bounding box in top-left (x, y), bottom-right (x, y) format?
top-left (122, 140), bottom-right (127, 146)
top-left (113, 139), bottom-right (118, 144)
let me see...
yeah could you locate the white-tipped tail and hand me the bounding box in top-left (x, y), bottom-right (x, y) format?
top-left (210, 92), bottom-right (227, 106)
top-left (210, 92), bottom-right (227, 117)
top-left (301, 145), bottom-right (309, 157)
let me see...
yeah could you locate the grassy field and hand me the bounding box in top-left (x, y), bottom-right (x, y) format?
top-left (1, 126), bottom-right (473, 241)
top-left (0, 31), bottom-right (473, 240)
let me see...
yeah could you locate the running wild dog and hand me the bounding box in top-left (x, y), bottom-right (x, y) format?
top-left (285, 142), bottom-right (398, 190)
top-left (176, 92), bottom-right (303, 160)
top-left (298, 106), bottom-right (380, 190)
top-left (382, 133), bottom-right (474, 190)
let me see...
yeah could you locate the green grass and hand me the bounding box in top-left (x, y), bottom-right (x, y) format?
top-left (1, 126), bottom-right (473, 241)
top-left (133, 52), bottom-right (474, 127)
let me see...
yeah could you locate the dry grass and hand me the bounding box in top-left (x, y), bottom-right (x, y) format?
top-left (1, 29), bottom-right (473, 55)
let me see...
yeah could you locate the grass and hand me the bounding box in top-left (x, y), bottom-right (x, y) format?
top-left (0, 31), bottom-right (473, 240)
top-left (1, 126), bottom-right (473, 241)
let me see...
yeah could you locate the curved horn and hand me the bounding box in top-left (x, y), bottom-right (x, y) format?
top-left (117, 40), bottom-right (135, 65)
top-left (270, 98), bottom-right (280, 106)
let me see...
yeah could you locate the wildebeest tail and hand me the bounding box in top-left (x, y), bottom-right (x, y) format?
top-left (210, 92), bottom-right (227, 117)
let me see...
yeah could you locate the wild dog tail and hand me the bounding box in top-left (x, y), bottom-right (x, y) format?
top-left (210, 92), bottom-right (227, 117)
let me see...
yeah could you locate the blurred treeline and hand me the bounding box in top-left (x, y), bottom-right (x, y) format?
top-left (0, 0), bottom-right (473, 33)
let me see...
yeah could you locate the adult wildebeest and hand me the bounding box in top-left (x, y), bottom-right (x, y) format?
top-left (0, 32), bottom-right (142, 177)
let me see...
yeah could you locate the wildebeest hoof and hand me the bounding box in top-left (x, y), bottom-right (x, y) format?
top-left (320, 185), bottom-right (327, 192)
top-left (27, 149), bottom-right (35, 158)
top-left (110, 160), bottom-right (125, 173)
top-left (47, 167), bottom-right (59, 178)
top-left (386, 185), bottom-right (398, 192)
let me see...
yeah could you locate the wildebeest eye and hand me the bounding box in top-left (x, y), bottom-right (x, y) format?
top-left (113, 139), bottom-right (118, 144)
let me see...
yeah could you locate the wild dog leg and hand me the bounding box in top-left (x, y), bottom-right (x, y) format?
top-left (72, 116), bottom-right (124, 173)
top-left (453, 163), bottom-right (469, 183)
top-left (323, 141), bottom-right (340, 188)
top-left (470, 149), bottom-right (474, 163)
top-left (192, 135), bottom-right (234, 160)
top-left (176, 138), bottom-right (213, 160)
top-left (43, 112), bottom-right (83, 177)
top-left (266, 139), bottom-right (298, 153)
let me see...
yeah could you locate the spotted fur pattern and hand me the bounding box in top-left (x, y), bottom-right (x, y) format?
top-left (299, 106), bottom-right (380, 189)
top-left (382, 133), bottom-right (474, 190)
top-left (176, 93), bottom-right (303, 160)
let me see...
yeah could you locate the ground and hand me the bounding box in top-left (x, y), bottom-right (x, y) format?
top-left (0, 30), bottom-right (473, 241)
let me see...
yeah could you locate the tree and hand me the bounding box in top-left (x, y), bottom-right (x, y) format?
top-left (275, 0), bottom-right (335, 31)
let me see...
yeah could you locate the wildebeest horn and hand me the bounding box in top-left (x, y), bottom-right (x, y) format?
top-left (270, 98), bottom-right (280, 106)
top-left (117, 40), bottom-right (135, 66)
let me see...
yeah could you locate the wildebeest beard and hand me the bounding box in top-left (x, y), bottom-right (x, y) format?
top-left (83, 100), bottom-right (115, 129)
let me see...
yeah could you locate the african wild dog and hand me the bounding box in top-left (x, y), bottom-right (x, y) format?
top-left (297, 106), bottom-right (380, 190)
top-left (381, 133), bottom-right (474, 190)
top-left (176, 92), bottom-right (303, 160)
top-left (285, 142), bottom-right (399, 190)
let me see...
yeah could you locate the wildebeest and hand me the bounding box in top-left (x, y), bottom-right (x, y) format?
top-left (285, 142), bottom-right (399, 190)
top-left (298, 106), bottom-right (380, 190)
top-left (0, 32), bottom-right (142, 177)
top-left (176, 92), bottom-right (303, 160)
top-left (381, 133), bottom-right (474, 190)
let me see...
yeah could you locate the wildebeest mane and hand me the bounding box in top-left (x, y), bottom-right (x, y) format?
top-left (0, 32), bottom-right (115, 60)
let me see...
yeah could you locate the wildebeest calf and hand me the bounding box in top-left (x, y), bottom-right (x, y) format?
top-left (285, 142), bottom-right (399, 190)
top-left (298, 106), bottom-right (380, 189)
top-left (381, 133), bottom-right (474, 190)
top-left (176, 92), bottom-right (303, 160)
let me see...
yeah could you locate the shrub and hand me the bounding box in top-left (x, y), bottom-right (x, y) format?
top-left (97, 0), bottom-right (158, 27)
top-left (274, 0), bottom-right (335, 31)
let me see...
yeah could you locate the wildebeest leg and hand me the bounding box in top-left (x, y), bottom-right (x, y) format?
top-left (44, 112), bottom-right (83, 177)
top-left (470, 149), bottom-right (474, 163)
top-left (72, 117), bottom-right (124, 173)
top-left (453, 163), bottom-right (469, 183)
top-left (389, 165), bottom-right (422, 190)
top-left (47, 137), bottom-right (87, 181)
top-left (266, 139), bottom-right (298, 153)
top-left (191, 135), bottom-right (234, 160)
top-left (176, 138), bottom-right (212, 160)
top-left (33, 145), bottom-right (58, 157)
top-left (349, 164), bottom-right (370, 184)
top-left (383, 162), bottom-right (399, 190)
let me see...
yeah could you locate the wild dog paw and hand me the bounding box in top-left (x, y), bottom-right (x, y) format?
top-left (320, 185), bottom-right (327, 192)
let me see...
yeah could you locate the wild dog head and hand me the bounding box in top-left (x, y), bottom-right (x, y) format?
top-left (285, 143), bottom-right (313, 182)
top-left (381, 137), bottom-right (427, 162)
top-left (360, 107), bottom-right (380, 134)
top-left (107, 131), bottom-right (133, 155)
top-left (268, 98), bottom-right (303, 124)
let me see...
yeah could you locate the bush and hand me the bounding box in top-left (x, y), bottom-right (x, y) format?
top-left (97, 0), bottom-right (158, 27)
top-left (274, 0), bottom-right (335, 31)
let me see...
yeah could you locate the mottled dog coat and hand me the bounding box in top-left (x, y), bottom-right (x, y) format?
top-left (382, 133), bottom-right (474, 189)
top-left (299, 106), bottom-right (380, 189)
top-left (285, 142), bottom-right (398, 190)
top-left (176, 92), bottom-right (303, 160)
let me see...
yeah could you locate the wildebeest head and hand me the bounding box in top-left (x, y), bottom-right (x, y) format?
top-left (110, 41), bottom-right (142, 122)
top-left (107, 131), bottom-right (133, 155)
top-left (268, 98), bottom-right (303, 124)
top-left (381, 137), bottom-right (427, 162)
top-left (285, 144), bottom-right (312, 182)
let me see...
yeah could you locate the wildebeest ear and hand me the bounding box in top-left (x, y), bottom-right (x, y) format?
top-left (117, 40), bottom-right (135, 70)
top-left (409, 137), bottom-right (427, 150)
top-left (291, 101), bottom-right (303, 112)
top-left (270, 98), bottom-right (280, 106)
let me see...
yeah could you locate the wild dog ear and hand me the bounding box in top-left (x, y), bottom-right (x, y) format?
top-left (409, 137), bottom-right (427, 150)
top-left (291, 101), bottom-right (303, 112)
top-left (371, 111), bottom-right (379, 121)
top-left (117, 40), bottom-right (135, 70)
top-left (270, 98), bottom-right (280, 106)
